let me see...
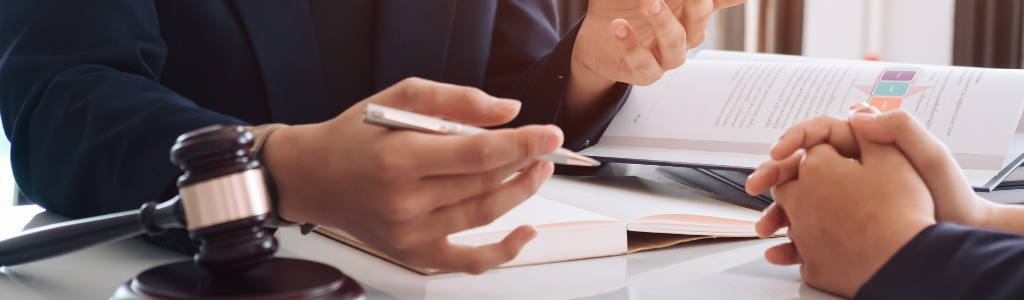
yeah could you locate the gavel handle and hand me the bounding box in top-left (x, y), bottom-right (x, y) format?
top-left (0, 197), bottom-right (185, 267)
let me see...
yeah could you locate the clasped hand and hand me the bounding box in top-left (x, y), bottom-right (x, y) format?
top-left (745, 103), bottom-right (997, 297)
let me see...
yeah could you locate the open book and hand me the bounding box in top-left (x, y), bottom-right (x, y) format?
top-left (313, 176), bottom-right (769, 275)
top-left (580, 51), bottom-right (1024, 191)
top-left (279, 226), bottom-right (793, 300)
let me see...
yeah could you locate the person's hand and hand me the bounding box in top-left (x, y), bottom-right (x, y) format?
top-left (565, 0), bottom-right (746, 128)
top-left (261, 78), bottom-right (563, 274)
top-left (758, 128), bottom-right (936, 298)
top-left (574, 0), bottom-right (747, 86)
top-left (747, 103), bottom-right (994, 228)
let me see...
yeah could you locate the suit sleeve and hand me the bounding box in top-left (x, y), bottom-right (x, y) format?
top-left (484, 0), bottom-right (631, 153)
top-left (0, 0), bottom-right (245, 218)
top-left (856, 222), bottom-right (1024, 300)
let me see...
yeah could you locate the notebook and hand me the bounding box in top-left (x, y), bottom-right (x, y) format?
top-left (995, 164), bottom-right (1024, 190)
top-left (278, 226), bottom-right (792, 300)
top-left (313, 176), bottom-right (772, 275)
top-left (579, 50), bottom-right (1024, 191)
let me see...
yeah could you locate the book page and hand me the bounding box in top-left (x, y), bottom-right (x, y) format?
top-left (450, 195), bottom-right (619, 238)
top-left (596, 52), bottom-right (1024, 173)
top-left (537, 176), bottom-right (762, 224)
top-left (695, 49), bottom-right (884, 64)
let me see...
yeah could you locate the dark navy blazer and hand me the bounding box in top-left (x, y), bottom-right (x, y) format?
top-left (4, 2), bottom-right (1024, 297)
top-left (857, 222), bottom-right (1024, 300)
top-left (0, 0), bottom-right (629, 218)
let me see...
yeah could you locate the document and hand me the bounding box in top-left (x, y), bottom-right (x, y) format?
top-left (583, 51), bottom-right (1024, 190)
top-left (313, 176), bottom-right (768, 275)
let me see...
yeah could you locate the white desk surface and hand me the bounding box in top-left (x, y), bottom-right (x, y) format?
top-left (0, 204), bottom-right (843, 300)
top-left (2, 182), bottom-right (1021, 300)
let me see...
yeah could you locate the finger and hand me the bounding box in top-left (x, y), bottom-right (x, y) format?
top-left (850, 109), bottom-right (975, 216)
top-left (379, 125), bottom-right (562, 177)
top-left (421, 158), bottom-right (538, 208)
top-left (678, 0), bottom-right (715, 47)
top-left (764, 242), bottom-right (802, 265)
top-left (417, 161), bottom-right (553, 243)
top-left (849, 113), bottom-right (915, 167)
top-left (775, 144), bottom-right (854, 205)
top-left (851, 109), bottom-right (959, 170)
top-left (610, 19), bottom-right (664, 85)
top-left (641, 0), bottom-right (688, 70)
top-left (713, 0), bottom-right (749, 10)
top-left (755, 203), bottom-right (789, 239)
top-left (802, 144), bottom-right (853, 170)
top-left (771, 115), bottom-right (860, 161)
top-left (372, 77), bottom-right (521, 127)
top-left (405, 225), bottom-right (537, 275)
top-left (844, 102), bottom-right (888, 163)
top-left (850, 101), bottom-right (869, 110)
top-left (746, 149), bottom-right (805, 196)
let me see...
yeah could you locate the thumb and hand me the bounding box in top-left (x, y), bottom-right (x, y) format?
top-left (843, 103), bottom-right (917, 165)
top-left (714, 0), bottom-right (749, 10)
top-left (372, 77), bottom-right (521, 127)
top-left (844, 103), bottom-right (897, 164)
top-left (850, 109), bottom-right (962, 173)
top-left (850, 123), bottom-right (899, 166)
top-left (849, 108), bottom-right (976, 216)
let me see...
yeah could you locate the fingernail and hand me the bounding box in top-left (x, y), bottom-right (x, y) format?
top-left (493, 98), bottom-right (521, 113)
top-left (748, 168), bottom-right (760, 180)
top-left (851, 113), bottom-right (878, 126)
top-left (771, 133), bottom-right (786, 151)
top-left (649, 0), bottom-right (663, 15)
top-left (520, 225), bottom-right (539, 241)
top-left (542, 125), bottom-right (564, 152)
top-left (848, 102), bottom-right (874, 118)
top-left (540, 162), bottom-right (554, 180)
top-left (614, 25), bottom-right (629, 39)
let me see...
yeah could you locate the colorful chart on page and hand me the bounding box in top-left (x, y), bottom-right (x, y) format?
top-left (848, 65), bottom-right (937, 116)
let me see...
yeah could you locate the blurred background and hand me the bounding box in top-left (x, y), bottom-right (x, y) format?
top-left (559, 0), bottom-right (1022, 68)
top-left (3, 0), bottom-right (1023, 206)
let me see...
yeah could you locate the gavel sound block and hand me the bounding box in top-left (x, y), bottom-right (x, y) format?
top-left (0, 125), bottom-right (363, 300)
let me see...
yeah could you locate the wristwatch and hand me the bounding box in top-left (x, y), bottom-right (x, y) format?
top-left (248, 124), bottom-right (318, 234)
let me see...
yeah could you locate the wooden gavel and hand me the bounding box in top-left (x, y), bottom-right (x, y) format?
top-left (0, 125), bottom-right (363, 300)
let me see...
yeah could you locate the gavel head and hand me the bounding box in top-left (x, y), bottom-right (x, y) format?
top-left (170, 125), bottom-right (276, 274)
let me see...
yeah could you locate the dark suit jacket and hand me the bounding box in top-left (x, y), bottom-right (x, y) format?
top-left (857, 222), bottom-right (1024, 300)
top-left (0, 0), bottom-right (629, 218)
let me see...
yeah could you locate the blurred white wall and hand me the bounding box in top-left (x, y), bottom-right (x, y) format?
top-left (803, 0), bottom-right (955, 65)
top-left (803, 0), bottom-right (866, 60)
top-left (690, 11), bottom-right (722, 58)
top-left (880, 0), bottom-right (955, 65)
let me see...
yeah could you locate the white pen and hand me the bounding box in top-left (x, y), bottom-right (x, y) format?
top-left (363, 103), bottom-right (601, 167)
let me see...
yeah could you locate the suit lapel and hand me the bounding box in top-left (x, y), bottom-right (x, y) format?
top-left (232, 0), bottom-right (330, 125)
top-left (444, 0), bottom-right (497, 88)
top-left (374, 0), bottom-right (459, 91)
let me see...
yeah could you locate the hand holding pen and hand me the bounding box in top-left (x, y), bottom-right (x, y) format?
top-left (262, 78), bottom-right (570, 274)
top-left (363, 103), bottom-right (600, 167)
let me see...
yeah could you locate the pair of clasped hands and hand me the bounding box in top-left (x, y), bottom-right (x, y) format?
top-left (258, 0), bottom-right (746, 275)
top-left (744, 103), bottom-right (1018, 298)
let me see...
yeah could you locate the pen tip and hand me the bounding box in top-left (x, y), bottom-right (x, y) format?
top-left (567, 152), bottom-right (602, 167)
